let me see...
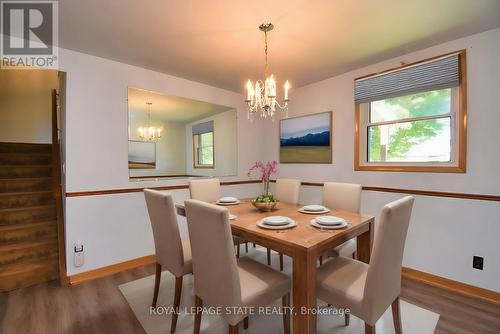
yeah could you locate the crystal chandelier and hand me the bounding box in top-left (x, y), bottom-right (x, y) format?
top-left (245, 23), bottom-right (290, 121)
top-left (138, 102), bottom-right (162, 142)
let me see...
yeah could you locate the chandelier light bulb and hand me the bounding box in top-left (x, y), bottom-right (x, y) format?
top-left (245, 23), bottom-right (289, 121)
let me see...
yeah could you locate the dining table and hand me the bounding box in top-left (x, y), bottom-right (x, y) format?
top-left (176, 199), bottom-right (375, 334)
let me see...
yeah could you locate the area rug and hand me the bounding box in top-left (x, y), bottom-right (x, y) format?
top-left (119, 248), bottom-right (439, 334)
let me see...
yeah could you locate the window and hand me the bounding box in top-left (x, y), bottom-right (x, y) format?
top-left (355, 51), bottom-right (467, 172)
top-left (193, 121), bottom-right (214, 168)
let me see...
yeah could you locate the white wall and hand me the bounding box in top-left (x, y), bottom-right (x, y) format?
top-left (264, 28), bottom-right (500, 292)
top-left (0, 70), bottom-right (58, 143)
top-left (58, 48), bottom-right (266, 275)
top-left (185, 109), bottom-right (238, 177)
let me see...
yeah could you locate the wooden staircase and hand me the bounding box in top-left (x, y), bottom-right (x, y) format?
top-left (0, 143), bottom-right (59, 291)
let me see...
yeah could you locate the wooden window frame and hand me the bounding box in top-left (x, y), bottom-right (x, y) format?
top-left (354, 50), bottom-right (467, 173)
top-left (193, 131), bottom-right (215, 169)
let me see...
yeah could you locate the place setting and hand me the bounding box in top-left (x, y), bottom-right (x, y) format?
top-left (309, 215), bottom-right (349, 231)
top-left (256, 215), bottom-right (297, 230)
top-left (298, 204), bottom-right (330, 214)
top-left (215, 196), bottom-right (240, 206)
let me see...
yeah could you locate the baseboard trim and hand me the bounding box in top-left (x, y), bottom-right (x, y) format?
top-left (402, 267), bottom-right (500, 306)
top-left (67, 256), bottom-right (499, 306)
top-left (68, 255), bottom-right (156, 285)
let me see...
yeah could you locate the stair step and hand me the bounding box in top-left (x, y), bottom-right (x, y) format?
top-left (0, 177), bottom-right (52, 193)
top-left (0, 255), bottom-right (59, 292)
top-left (0, 143), bottom-right (51, 154)
top-left (0, 221), bottom-right (57, 243)
top-left (0, 205), bottom-right (56, 226)
top-left (0, 236), bottom-right (59, 266)
top-left (0, 152), bottom-right (51, 165)
top-left (0, 165), bottom-right (52, 179)
top-left (0, 191), bottom-right (55, 209)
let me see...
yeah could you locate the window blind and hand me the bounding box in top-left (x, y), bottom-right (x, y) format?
top-left (354, 54), bottom-right (460, 103)
top-left (192, 121), bottom-right (214, 135)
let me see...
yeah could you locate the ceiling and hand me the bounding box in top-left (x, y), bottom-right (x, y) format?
top-left (60, 0), bottom-right (500, 92)
top-left (128, 87), bottom-right (233, 123)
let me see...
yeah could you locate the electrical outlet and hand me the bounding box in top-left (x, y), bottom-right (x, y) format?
top-left (472, 256), bottom-right (483, 270)
top-left (74, 242), bottom-right (84, 267)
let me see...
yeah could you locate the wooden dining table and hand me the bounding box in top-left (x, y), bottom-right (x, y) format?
top-left (176, 199), bottom-right (375, 334)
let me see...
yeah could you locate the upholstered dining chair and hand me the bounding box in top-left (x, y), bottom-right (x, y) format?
top-left (144, 189), bottom-right (192, 333)
top-left (269, 178), bottom-right (301, 270)
top-left (188, 178), bottom-right (221, 203)
top-left (316, 196), bottom-right (415, 334)
top-left (189, 178), bottom-right (246, 257)
top-left (184, 199), bottom-right (291, 334)
top-left (322, 182), bottom-right (362, 262)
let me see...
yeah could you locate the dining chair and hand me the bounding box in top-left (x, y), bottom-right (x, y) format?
top-left (269, 178), bottom-right (301, 270)
top-left (184, 199), bottom-right (291, 334)
top-left (316, 196), bottom-right (414, 334)
top-left (144, 189), bottom-right (193, 333)
top-left (322, 182), bottom-right (362, 262)
top-left (189, 178), bottom-right (247, 256)
top-left (188, 178), bottom-right (221, 203)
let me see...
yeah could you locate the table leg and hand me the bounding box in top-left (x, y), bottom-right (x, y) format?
top-left (357, 221), bottom-right (374, 264)
top-left (292, 249), bottom-right (317, 334)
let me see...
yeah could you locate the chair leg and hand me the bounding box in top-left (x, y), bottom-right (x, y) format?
top-left (236, 244), bottom-right (240, 258)
top-left (229, 324), bottom-right (239, 334)
top-left (253, 243), bottom-right (256, 248)
top-left (171, 276), bottom-right (183, 333)
top-left (243, 317), bottom-right (249, 329)
top-left (282, 293), bottom-right (290, 334)
top-left (193, 296), bottom-right (203, 334)
top-left (365, 323), bottom-right (375, 334)
top-left (392, 296), bottom-right (402, 334)
top-left (245, 242), bottom-right (249, 253)
top-left (319, 256), bottom-right (323, 266)
top-left (279, 253), bottom-right (284, 271)
top-left (353, 252), bottom-right (357, 259)
top-left (152, 263), bottom-right (161, 307)
top-left (267, 248), bottom-right (271, 265)
top-left (344, 313), bottom-right (350, 326)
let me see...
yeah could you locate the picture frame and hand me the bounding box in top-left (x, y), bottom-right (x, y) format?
top-left (279, 111), bottom-right (332, 164)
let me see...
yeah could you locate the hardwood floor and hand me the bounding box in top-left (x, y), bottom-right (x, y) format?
top-left (1, 263), bottom-right (499, 334)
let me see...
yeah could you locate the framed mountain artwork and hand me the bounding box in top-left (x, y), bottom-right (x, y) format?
top-left (279, 111), bottom-right (332, 163)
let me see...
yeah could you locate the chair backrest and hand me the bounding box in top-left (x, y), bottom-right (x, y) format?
top-left (275, 178), bottom-right (301, 204)
top-left (362, 196), bottom-right (414, 324)
top-left (323, 182), bottom-right (362, 213)
top-left (184, 199), bottom-right (241, 308)
top-left (189, 178), bottom-right (221, 203)
top-left (144, 189), bottom-right (185, 277)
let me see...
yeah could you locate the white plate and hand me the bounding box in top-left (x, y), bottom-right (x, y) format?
top-left (229, 214), bottom-right (237, 220)
top-left (219, 197), bottom-right (239, 203)
top-left (216, 199), bottom-right (240, 206)
top-left (303, 205), bottom-right (326, 212)
top-left (263, 216), bottom-right (289, 226)
top-left (316, 216), bottom-right (345, 226)
top-left (310, 219), bottom-right (347, 229)
top-left (257, 219), bottom-right (297, 230)
top-left (298, 206), bottom-right (330, 214)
